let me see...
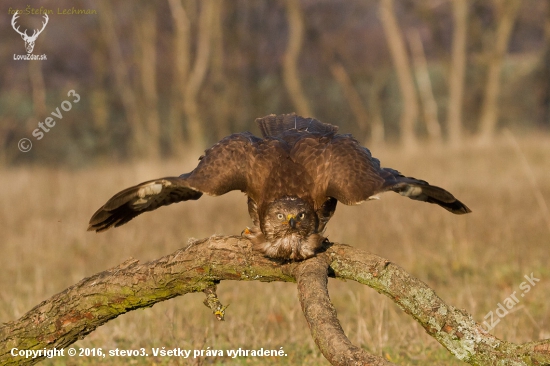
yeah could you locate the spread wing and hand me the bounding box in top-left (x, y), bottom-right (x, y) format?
top-left (88, 177), bottom-right (203, 232)
top-left (297, 133), bottom-right (471, 214)
top-left (88, 132), bottom-right (261, 232)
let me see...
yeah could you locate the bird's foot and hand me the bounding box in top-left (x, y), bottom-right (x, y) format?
top-left (241, 226), bottom-right (264, 241)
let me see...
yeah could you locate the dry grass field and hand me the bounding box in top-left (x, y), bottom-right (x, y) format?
top-left (2, 133), bottom-right (549, 365)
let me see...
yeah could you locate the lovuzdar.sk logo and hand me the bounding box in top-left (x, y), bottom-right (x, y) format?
top-left (12, 11), bottom-right (48, 60)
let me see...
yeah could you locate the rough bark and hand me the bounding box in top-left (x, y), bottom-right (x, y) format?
top-left (1, 237), bottom-right (549, 366)
top-left (294, 254), bottom-right (393, 366)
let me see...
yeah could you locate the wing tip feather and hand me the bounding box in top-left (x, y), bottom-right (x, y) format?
top-left (87, 177), bottom-right (202, 233)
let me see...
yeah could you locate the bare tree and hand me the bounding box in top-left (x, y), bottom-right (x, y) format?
top-left (168, 0), bottom-right (191, 156)
top-left (477, 0), bottom-right (521, 144)
top-left (89, 38), bottom-right (110, 152)
top-left (447, 0), bottom-right (469, 147)
top-left (330, 62), bottom-right (369, 138)
top-left (283, 0), bottom-right (313, 117)
top-left (136, 5), bottom-right (161, 159)
top-left (98, 2), bottom-right (146, 157)
top-left (379, 0), bottom-right (419, 150)
top-left (408, 29), bottom-right (442, 144)
top-left (2, 236), bottom-right (550, 365)
top-left (535, 3), bottom-right (550, 130)
top-left (28, 61), bottom-right (46, 118)
top-left (184, 0), bottom-right (216, 149)
top-left (208, 0), bottom-right (231, 140)
top-left (366, 73), bottom-right (387, 146)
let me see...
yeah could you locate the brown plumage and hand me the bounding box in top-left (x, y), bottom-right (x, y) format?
top-left (88, 113), bottom-right (471, 260)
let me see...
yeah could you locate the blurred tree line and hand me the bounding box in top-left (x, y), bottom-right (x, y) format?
top-left (1, 0), bottom-right (549, 166)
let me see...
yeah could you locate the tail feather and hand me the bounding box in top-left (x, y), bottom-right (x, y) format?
top-left (255, 113), bottom-right (338, 138)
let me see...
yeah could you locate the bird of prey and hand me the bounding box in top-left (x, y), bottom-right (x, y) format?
top-left (88, 113), bottom-right (471, 260)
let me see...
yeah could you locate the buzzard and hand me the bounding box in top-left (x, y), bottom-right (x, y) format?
top-left (88, 114), bottom-right (471, 260)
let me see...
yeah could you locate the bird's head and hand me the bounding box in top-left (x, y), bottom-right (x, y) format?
top-left (262, 197), bottom-right (316, 237)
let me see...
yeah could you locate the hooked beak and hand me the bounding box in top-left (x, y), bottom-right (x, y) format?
top-left (287, 214), bottom-right (297, 229)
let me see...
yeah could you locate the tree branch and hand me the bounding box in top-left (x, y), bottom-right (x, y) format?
top-left (1, 236), bottom-right (549, 365)
top-left (293, 254), bottom-right (393, 366)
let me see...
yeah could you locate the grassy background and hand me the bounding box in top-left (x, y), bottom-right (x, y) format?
top-left (2, 133), bottom-right (549, 365)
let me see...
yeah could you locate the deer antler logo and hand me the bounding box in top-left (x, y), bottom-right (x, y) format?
top-left (11, 12), bottom-right (49, 54)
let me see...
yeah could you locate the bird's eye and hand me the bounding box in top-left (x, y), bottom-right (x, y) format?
top-left (277, 213), bottom-right (284, 220)
top-left (298, 213), bottom-right (305, 219)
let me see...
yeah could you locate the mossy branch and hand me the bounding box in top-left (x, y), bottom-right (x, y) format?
top-left (1, 236), bottom-right (549, 365)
